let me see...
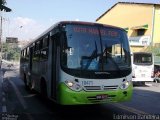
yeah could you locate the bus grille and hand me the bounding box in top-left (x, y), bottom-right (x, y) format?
top-left (103, 85), bottom-right (118, 90)
top-left (84, 86), bottom-right (101, 90)
top-left (83, 85), bottom-right (118, 91)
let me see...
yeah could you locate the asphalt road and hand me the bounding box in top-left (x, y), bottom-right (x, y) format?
top-left (0, 63), bottom-right (160, 120)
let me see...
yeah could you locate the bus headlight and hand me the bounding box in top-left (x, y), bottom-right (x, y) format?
top-left (65, 80), bottom-right (82, 92)
top-left (120, 80), bottom-right (130, 90)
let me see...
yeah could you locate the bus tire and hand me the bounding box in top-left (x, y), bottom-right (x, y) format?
top-left (40, 79), bottom-right (47, 98)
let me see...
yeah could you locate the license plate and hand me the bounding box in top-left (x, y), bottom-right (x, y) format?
top-left (96, 94), bottom-right (107, 100)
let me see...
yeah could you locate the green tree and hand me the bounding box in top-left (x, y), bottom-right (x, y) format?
top-left (0, 0), bottom-right (6, 5)
top-left (145, 46), bottom-right (160, 56)
top-left (0, 0), bottom-right (11, 12)
top-left (2, 42), bottom-right (21, 61)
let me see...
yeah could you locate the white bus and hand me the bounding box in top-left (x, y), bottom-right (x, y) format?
top-left (20, 21), bottom-right (133, 105)
top-left (131, 52), bottom-right (154, 84)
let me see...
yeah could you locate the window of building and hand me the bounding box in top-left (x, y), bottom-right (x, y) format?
top-left (137, 29), bottom-right (146, 36)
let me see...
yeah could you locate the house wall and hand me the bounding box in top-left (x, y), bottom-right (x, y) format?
top-left (96, 3), bottom-right (160, 52)
top-left (153, 5), bottom-right (160, 45)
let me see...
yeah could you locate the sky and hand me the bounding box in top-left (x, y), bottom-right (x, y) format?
top-left (1, 0), bottom-right (159, 41)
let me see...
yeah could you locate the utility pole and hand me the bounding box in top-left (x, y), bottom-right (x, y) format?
top-left (0, 0), bottom-right (11, 61)
top-left (0, 15), bottom-right (2, 52)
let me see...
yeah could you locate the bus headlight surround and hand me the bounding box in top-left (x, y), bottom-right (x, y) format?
top-left (65, 80), bottom-right (82, 92)
top-left (120, 80), bottom-right (130, 90)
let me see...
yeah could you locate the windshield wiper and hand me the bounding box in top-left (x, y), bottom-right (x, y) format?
top-left (102, 48), bottom-right (122, 77)
top-left (81, 41), bottom-right (99, 70)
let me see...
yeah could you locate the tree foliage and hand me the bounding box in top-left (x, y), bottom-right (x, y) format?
top-left (0, 0), bottom-right (11, 12)
top-left (145, 45), bottom-right (160, 56)
top-left (2, 43), bottom-right (21, 61)
top-left (0, 0), bottom-right (6, 5)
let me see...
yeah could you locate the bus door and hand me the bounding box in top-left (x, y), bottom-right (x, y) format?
top-left (29, 47), bottom-right (33, 74)
top-left (51, 34), bottom-right (58, 99)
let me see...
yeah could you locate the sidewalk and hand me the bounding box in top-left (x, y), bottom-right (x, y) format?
top-left (0, 64), bottom-right (16, 113)
top-left (0, 67), bottom-right (8, 113)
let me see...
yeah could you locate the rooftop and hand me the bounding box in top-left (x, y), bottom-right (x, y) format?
top-left (96, 0), bottom-right (160, 21)
top-left (120, 0), bottom-right (160, 5)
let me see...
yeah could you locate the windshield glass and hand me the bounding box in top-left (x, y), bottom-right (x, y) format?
top-left (61, 24), bottom-right (131, 77)
top-left (133, 53), bottom-right (152, 65)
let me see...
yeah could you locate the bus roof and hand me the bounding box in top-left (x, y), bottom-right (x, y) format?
top-left (21, 21), bottom-right (125, 50)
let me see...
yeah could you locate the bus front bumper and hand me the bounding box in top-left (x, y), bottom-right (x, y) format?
top-left (57, 83), bottom-right (133, 105)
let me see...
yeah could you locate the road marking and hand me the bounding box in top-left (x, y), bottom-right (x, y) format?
top-left (9, 79), bottom-right (27, 110)
top-left (4, 73), bottom-right (34, 120)
top-left (112, 103), bottom-right (149, 115)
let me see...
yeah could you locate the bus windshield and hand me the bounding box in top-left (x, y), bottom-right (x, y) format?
top-left (61, 24), bottom-right (131, 78)
top-left (133, 53), bottom-right (152, 65)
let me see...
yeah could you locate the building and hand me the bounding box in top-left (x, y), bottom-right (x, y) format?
top-left (17, 40), bottom-right (31, 48)
top-left (96, 2), bottom-right (160, 52)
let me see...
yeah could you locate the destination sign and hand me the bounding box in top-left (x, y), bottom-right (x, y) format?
top-left (73, 27), bottom-right (119, 37)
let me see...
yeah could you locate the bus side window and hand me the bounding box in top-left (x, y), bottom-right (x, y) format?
top-left (40, 36), bottom-right (49, 61)
top-left (33, 43), bottom-right (40, 62)
top-left (43, 36), bottom-right (49, 48)
top-left (41, 48), bottom-right (48, 60)
top-left (26, 47), bottom-right (29, 62)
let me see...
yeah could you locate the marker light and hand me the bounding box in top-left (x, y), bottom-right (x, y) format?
top-left (65, 80), bottom-right (82, 92)
top-left (67, 81), bottom-right (74, 87)
top-left (120, 80), bottom-right (130, 90)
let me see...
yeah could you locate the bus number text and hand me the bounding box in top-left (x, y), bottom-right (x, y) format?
top-left (82, 81), bottom-right (93, 86)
